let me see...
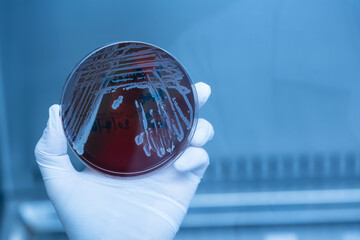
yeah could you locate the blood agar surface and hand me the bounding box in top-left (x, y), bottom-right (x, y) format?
top-left (60, 42), bottom-right (197, 177)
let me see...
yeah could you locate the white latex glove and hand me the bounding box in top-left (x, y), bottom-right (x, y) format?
top-left (35, 82), bottom-right (214, 240)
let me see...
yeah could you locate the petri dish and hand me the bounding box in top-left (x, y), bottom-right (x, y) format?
top-left (60, 42), bottom-right (198, 177)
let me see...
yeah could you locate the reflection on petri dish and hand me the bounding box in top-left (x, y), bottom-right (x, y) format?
top-left (60, 42), bottom-right (198, 177)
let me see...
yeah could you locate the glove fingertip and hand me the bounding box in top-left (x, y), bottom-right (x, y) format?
top-left (191, 119), bottom-right (215, 147)
top-left (174, 147), bottom-right (210, 178)
top-left (49, 104), bottom-right (63, 131)
top-left (49, 104), bottom-right (60, 115)
top-left (195, 82), bottom-right (211, 108)
top-left (208, 123), bottom-right (215, 141)
top-left (36, 104), bottom-right (67, 156)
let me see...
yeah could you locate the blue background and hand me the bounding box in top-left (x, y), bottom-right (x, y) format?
top-left (1, 0), bottom-right (360, 239)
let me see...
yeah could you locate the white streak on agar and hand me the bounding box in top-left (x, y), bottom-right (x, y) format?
top-left (64, 43), bottom-right (194, 158)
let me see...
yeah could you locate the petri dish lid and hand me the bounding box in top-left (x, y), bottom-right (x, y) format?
top-left (60, 42), bottom-right (198, 177)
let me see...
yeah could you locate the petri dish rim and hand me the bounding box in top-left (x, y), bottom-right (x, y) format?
top-left (59, 41), bottom-right (199, 178)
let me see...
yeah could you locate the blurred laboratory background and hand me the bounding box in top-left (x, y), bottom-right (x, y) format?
top-left (1, 0), bottom-right (360, 239)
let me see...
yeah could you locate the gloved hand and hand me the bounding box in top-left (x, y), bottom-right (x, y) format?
top-left (34, 82), bottom-right (214, 240)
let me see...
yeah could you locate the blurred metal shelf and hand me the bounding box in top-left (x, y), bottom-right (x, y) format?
top-left (198, 151), bottom-right (360, 194)
top-left (183, 208), bottom-right (360, 228)
top-left (6, 188), bottom-right (359, 237)
top-left (190, 189), bottom-right (360, 208)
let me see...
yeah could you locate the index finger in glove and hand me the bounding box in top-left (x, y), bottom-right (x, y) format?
top-left (195, 82), bottom-right (211, 109)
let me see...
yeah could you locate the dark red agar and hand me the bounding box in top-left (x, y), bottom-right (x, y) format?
top-left (60, 42), bottom-right (197, 177)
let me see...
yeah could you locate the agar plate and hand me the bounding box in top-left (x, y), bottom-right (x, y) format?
top-left (60, 42), bottom-right (198, 177)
